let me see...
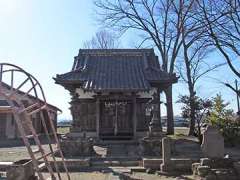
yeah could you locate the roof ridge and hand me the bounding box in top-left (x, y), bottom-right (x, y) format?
top-left (0, 82), bottom-right (61, 112)
top-left (78, 48), bottom-right (154, 55)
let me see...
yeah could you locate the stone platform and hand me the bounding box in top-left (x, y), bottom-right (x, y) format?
top-left (143, 158), bottom-right (199, 171)
top-left (60, 135), bottom-right (95, 157)
top-left (192, 158), bottom-right (240, 180)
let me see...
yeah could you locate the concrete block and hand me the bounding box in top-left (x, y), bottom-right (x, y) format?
top-left (233, 161), bottom-right (240, 175)
top-left (200, 158), bottom-right (211, 166)
top-left (111, 161), bottom-right (121, 166)
top-left (205, 172), bottom-right (217, 180)
top-left (160, 162), bottom-right (174, 172)
top-left (192, 163), bottom-right (200, 175)
top-left (143, 158), bottom-right (162, 170)
top-left (197, 165), bottom-right (210, 177)
top-left (6, 159), bottom-right (34, 180)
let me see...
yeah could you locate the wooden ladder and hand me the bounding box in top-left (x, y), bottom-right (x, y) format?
top-left (0, 63), bottom-right (71, 180)
top-left (10, 100), bottom-right (71, 180)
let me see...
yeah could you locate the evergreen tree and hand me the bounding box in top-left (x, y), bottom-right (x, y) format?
top-left (207, 94), bottom-right (240, 146)
top-left (207, 94), bottom-right (234, 128)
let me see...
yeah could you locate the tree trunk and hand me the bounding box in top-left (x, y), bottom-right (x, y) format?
top-left (165, 86), bottom-right (174, 135)
top-left (188, 90), bottom-right (196, 136)
top-left (182, 36), bottom-right (196, 136)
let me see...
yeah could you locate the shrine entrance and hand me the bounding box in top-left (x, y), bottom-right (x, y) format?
top-left (99, 100), bottom-right (133, 139)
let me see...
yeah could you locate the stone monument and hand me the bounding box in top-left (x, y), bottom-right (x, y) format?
top-left (191, 126), bottom-right (240, 179)
top-left (139, 92), bottom-right (166, 156)
top-left (148, 92), bottom-right (163, 137)
top-left (201, 125), bottom-right (224, 158)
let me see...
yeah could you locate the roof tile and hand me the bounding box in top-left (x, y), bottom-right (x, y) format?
top-left (55, 49), bottom-right (177, 92)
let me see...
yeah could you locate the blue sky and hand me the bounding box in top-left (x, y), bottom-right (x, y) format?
top-left (0, 0), bottom-right (239, 120)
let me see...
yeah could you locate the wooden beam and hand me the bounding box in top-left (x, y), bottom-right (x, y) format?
top-left (96, 98), bottom-right (100, 139)
top-left (94, 93), bottom-right (140, 100)
top-left (133, 95), bottom-right (137, 138)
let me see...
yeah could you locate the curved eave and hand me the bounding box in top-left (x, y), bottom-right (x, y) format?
top-left (149, 76), bottom-right (178, 88)
top-left (53, 77), bottom-right (83, 85)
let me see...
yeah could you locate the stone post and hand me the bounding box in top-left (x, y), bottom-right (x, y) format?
top-left (160, 137), bottom-right (173, 172)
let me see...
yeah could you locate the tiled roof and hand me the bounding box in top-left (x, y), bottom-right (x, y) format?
top-left (0, 82), bottom-right (61, 112)
top-left (55, 49), bottom-right (177, 92)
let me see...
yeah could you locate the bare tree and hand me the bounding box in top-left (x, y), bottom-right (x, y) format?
top-left (178, 41), bottom-right (226, 135)
top-left (197, 0), bottom-right (240, 78)
top-left (194, 0), bottom-right (240, 101)
top-left (83, 29), bottom-right (119, 49)
top-left (177, 0), bottom-right (226, 135)
top-left (94, 0), bottom-right (184, 134)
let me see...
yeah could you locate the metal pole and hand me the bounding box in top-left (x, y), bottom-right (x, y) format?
top-left (235, 79), bottom-right (240, 113)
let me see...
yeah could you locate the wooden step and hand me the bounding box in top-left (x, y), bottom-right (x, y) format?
top-left (19, 102), bottom-right (39, 113)
top-left (32, 148), bottom-right (41, 154)
top-left (38, 162), bottom-right (46, 171)
top-left (26, 135), bottom-right (34, 139)
top-left (36, 149), bottom-right (60, 161)
top-left (28, 105), bottom-right (46, 116)
top-left (26, 134), bottom-right (39, 139)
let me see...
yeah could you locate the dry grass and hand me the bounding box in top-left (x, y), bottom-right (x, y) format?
top-left (0, 144), bottom-right (57, 162)
top-left (57, 127), bottom-right (70, 134)
top-left (0, 146), bottom-right (29, 162)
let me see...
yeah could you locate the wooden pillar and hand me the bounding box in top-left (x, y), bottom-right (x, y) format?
top-left (133, 95), bottom-right (137, 138)
top-left (96, 98), bottom-right (100, 139)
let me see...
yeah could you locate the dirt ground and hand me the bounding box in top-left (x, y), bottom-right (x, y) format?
top-left (0, 127), bottom-right (239, 180)
top-left (0, 144), bottom-right (55, 162)
top-left (42, 172), bottom-right (195, 180)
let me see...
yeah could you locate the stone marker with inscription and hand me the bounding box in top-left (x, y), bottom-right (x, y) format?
top-left (201, 125), bottom-right (224, 158)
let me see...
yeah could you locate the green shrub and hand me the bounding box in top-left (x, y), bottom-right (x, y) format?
top-left (207, 94), bottom-right (240, 146)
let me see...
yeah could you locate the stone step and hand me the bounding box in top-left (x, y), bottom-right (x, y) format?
top-left (91, 156), bottom-right (141, 161)
top-left (130, 166), bottom-right (146, 173)
top-left (95, 140), bottom-right (139, 145)
top-left (90, 160), bottom-right (140, 167)
top-left (0, 162), bottom-right (13, 171)
top-left (111, 167), bottom-right (132, 173)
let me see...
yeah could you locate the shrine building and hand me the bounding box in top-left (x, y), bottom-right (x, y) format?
top-left (54, 49), bottom-right (177, 140)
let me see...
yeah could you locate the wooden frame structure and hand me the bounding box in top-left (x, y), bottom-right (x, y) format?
top-left (0, 63), bottom-right (70, 180)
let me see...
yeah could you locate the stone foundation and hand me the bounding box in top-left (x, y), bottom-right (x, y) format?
top-left (139, 134), bottom-right (176, 156)
top-left (143, 158), bottom-right (198, 171)
top-left (60, 135), bottom-right (95, 157)
top-left (139, 137), bottom-right (163, 156)
top-left (143, 158), bottom-right (163, 170)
